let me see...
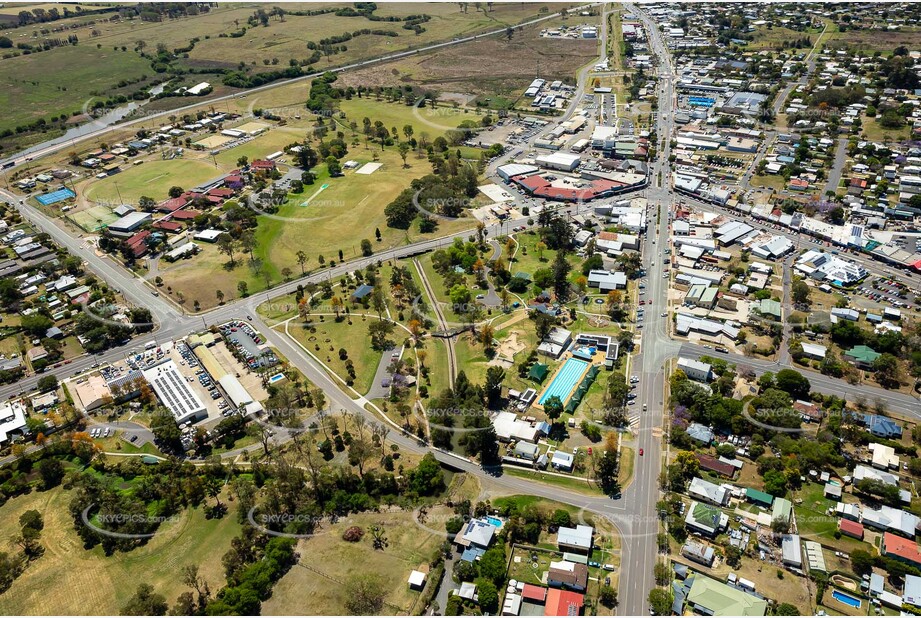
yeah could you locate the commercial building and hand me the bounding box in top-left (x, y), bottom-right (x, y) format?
top-left (218, 374), bottom-right (263, 416)
top-left (71, 373), bottom-right (112, 412)
top-left (535, 152), bottom-right (581, 172)
top-left (0, 399), bottom-right (27, 444)
top-left (107, 211), bottom-right (152, 235)
top-left (677, 357), bottom-right (713, 382)
top-left (142, 360), bottom-right (207, 425)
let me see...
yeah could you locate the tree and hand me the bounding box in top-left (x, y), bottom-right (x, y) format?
top-left (850, 549), bottom-right (874, 576)
top-left (484, 366), bottom-right (505, 408)
top-left (237, 281), bottom-right (248, 297)
top-left (475, 578), bottom-right (499, 613)
top-left (216, 234), bottom-right (237, 267)
top-left (344, 575), bottom-right (386, 615)
top-left (477, 547), bottom-right (507, 586)
top-left (216, 289), bottom-right (225, 305)
top-left (168, 186), bottom-right (184, 199)
top-left (36, 458), bottom-right (64, 489)
top-left (654, 562), bottom-right (670, 585)
top-left (398, 142), bottom-right (410, 167)
top-left (873, 353), bottom-right (902, 388)
top-left (37, 374), bottom-right (58, 393)
top-left (543, 395), bottom-right (564, 423)
top-left (551, 252), bottom-right (572, 302)
top-left (599, 585), bottom-right (618, 608)
top-left (791, 280), bottom-right (810, 306)
top-left (775, 603), bottom-right (800, 616)
top-left (360, 239), bottom-right (373, 257)
top-left (121, 583), bottom-right (168, 616)
top-left (296, 250), bottom-right (309, 275)
top-left (774, 369), bottom-right (810, 399)
top-left (648, 588), bottom-right (673, 616)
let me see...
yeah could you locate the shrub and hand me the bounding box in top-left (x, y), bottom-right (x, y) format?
top-left (342, 526), bottom-right (364, 542)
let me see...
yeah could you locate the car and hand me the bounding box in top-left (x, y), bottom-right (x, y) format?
top-left (639, 300), bottom-right (645, 305)
top-left (602, 564), bottom-right (614, 571)
top-left (628, 399), bottom-right (637, 405)
top-left (475, 294), bottom-right (485, 300)
top-left (661, 312), bottom-right (667, 317)
top-left (589, 561), bottom-right (601, 568)
top-left (639, 448), bottom-right (644, 456)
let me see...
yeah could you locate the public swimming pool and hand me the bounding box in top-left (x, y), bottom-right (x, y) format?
top-left (538, 357), bottom-right (588, 406)
top-left (832, 590), bottom-right (861, 609)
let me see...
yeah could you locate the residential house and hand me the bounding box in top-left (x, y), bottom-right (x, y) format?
top-left (557, 525), bottom-right (593, 554)
top-left (688, 477), bottom-right (730, 506)
top-left (547, 561), bottom-right (588, 592)
top-left (685, 501), bottom-right (728, 537)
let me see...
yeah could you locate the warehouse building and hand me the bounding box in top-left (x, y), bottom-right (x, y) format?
top-left (219, 374), bottom-right (264, 416)
top-left (535, 152), bottom-right (581, 172)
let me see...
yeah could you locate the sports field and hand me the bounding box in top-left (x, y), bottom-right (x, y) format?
top-left (81, 159), bottom-right (223, 205)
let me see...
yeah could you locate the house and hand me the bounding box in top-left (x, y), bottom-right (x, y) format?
top-left (824, 483), bottom-right (842, 500)
top-left (684, 575), bottom-right (767, 616)
top-left (836, 502), bottom-right (861, 521)
top-left (547, 561), bottom-right (588, 591)
top-left (745, 488), bottom-right (774, 508)
top-left (521, 583), bottom-right (547, 604)
top-left (685, 501), bottom-right (728, 537)
top-left (502, 593), bottom-right (522, 616)
top-left (688, 477), bottom-right (730, 506)
top-left (514, 441), bottom-right (540, 461)
top-left (844, 345), bottom-right (881, 369)
top-left (799, 342), bottom-right (827, 361)
top-left (772, 497), bottom-right (792, 526)
top-left (454, 518), bottom-right (498, 556)
top-left (551, 450), bottom-right (575, 472)
top-left (863, 507), bottom-right (920, 538)
top-left (544, 589), bottom-right (584, 616)
top-left (838, 518), bottom-right (864, 540)
top-left (26, 346), bottom-right (48, 363)
top-left (557, 525), bottom-right (593, 554)
top-left (853, 463), bottom-right (898, 486)
top-left (882, 532), bottom-right (921, 568)
top-left (697, 453), bottom-right (736, 478)
top-left (682, 541), bottom-right (715, 566)
top-left (904, 575), bottom-right (921, 608)
top-left (687, 422), bottom-right (714, 445)
top-left (861, 414), bottom-right (902, 439)
top-left (869, 443), bottom-right (900, 470)
top-left (793, 400), bottom-right (823, 422)
top-left (250, 159), bottom-right (276, 172)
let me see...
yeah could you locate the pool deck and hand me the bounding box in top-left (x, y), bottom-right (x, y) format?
top-left (533, 350), bottom-right (604, 411)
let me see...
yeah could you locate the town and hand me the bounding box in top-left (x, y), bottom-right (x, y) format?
top-left (0, 2), bottom-right (919, 617)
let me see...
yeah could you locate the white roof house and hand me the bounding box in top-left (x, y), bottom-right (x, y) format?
top-left (493, 412), bottom-right (539, 442)
top-left (854, 463), bottom-right (899, 486)
top-left (688, 477), bottom-right (730, 506)
top-left (459, 519), bottom-right (497, 549)
top-left (862, 505), bottom-right (920, 537)
top-left (799, 342), bottom-right (827, 360)
top-left (869, 443), bottom-right (900, 470)
top-left (557, 525), bottom-right (593, 552)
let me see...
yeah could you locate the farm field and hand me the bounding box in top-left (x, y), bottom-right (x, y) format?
top-left (0, 2), bottom-right (568, 149)
top-left (0, 486), bottom-right (241, 615)
top-left (261, 507), bottom-right (448, 616)
top-left (336, 15), bottom-right (598, 107)
top-left (0, 44), bottom-right (151, 135)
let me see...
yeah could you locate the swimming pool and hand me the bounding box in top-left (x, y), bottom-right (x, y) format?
top-left (486, 516), bottom-right (503, 528)
top-left (832, 590), bottom-right (861, 609)
top-left (268, 373), bottom-right (285, 384)
top-left (538, 357), bottom-right (588, 406)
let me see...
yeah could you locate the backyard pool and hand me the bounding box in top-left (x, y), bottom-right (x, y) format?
top-left (832, 590), bottom-right (861, 609)
top-left (538, 357), bottom-right (588, 406)
top-left (486, 516), bottom-right (503, 528)
top-left (268, 373), bottom-right (285, 384)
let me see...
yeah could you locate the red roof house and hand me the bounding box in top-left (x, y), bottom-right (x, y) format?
top-left (170, 209), bottom-right (201, 221)
top-left (156, 196), bottom-right (188, 213)
top-left (207, 187), bottom-right (235, 199)
top-left (544, 589), bottom-right (584, 616)
top-left (882, 532), bottom-right (921, 568)
top-left (125, 230), bottom-right (151, 257)
top-left (153, 220), bottom-right (182, 233)
top-left (251, 159), bottom-right (276, 171)
top-left (838, 519), bottom-right (864, 540)
top-left (522, 584), bottom-right (547, 603)
top-left (696, 453), bottom-right (736, 478)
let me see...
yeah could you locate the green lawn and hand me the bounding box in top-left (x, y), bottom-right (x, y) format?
top-left (82, 158), bottom-right (224, 205)
top-left (285, 314), bottom-right (389, 395)
top-left (0, 486), bottom-right (241, 615)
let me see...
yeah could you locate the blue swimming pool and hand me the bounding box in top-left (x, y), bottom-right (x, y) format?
top-left (268, 373), bottom-right (285, 384)
top-left (538, 357), bottom-right (588, 406)
top-left (832, 590), bottom-right (861, 609)
top-left (486, 516), bottom-right (502, 528)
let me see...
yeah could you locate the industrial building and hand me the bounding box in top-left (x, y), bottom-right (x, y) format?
top-left (142, 360), bottom-right (207, 425)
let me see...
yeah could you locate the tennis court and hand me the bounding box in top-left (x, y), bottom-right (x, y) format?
top-left (36, 187), bottom-right (76, 205)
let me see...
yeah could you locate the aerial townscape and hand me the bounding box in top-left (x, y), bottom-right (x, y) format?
top-left (4, 2), bottom-right (921, 617)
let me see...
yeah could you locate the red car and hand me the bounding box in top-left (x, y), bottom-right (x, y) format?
top-left (639, 448), bottom-right (644, 456)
